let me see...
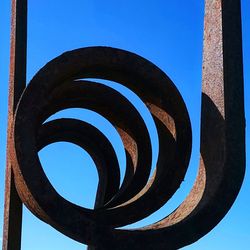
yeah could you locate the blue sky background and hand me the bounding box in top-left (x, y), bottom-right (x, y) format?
top-left (0, 1), bottom-right (249, 249)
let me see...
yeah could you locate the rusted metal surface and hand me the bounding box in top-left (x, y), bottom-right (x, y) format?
top-left (10, 47), bottom-right (191, 244)
top-left (2, 0), bottom-right (27, 250)
top-left (3, 0), bottom-right (245, 249)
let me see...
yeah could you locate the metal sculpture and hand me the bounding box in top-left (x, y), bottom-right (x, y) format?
top-left (2, 0), bottom-right (245, 250)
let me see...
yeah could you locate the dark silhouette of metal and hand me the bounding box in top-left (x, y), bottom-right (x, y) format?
top-left (2, 0), bottom-right (245, 250)
top-left (2, 1), bottom-right (27, 250)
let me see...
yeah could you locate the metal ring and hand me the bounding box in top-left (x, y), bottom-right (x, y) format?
top-left (11, 46), bottom-right (193, 248)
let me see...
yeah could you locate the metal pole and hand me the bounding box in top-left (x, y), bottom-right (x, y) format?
top-left (2, 0), bottom-right (27, 249)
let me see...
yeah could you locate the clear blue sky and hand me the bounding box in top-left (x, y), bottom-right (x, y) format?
top-left (0, 1), bottom-right (249, 249)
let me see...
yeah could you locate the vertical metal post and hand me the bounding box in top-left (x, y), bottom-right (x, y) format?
top-left (202, 0), bottom-right (245, 173)
top-left (202, 0), bottom-right (244, 116)
top-left (2, 1), bottom-right (27, 250)
top-left (200, 0), bottom-right (245, 242)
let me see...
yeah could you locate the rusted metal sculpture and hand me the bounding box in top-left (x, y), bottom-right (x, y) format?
top-left (2, 0), bottom-right (245, 250)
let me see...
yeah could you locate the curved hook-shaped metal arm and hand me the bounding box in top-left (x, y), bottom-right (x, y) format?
top-left (97, 1), bottom-right (245, 249)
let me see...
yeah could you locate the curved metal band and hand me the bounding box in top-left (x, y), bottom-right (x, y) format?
top-left (10, 45), bottom-right (244, 249)
top-left (11, 47), bottom-right (191, 245)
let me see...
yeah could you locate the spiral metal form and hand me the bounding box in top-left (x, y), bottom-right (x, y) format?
top-left (9, 42), bottom-right (245, 250)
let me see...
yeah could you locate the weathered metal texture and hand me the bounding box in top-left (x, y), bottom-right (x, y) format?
top-left (10, 47), bottom-right (192, 245)
top-left (4, 0), bottom-right (245, 249)
top-left (2, 0), bottom-right (27, 250)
